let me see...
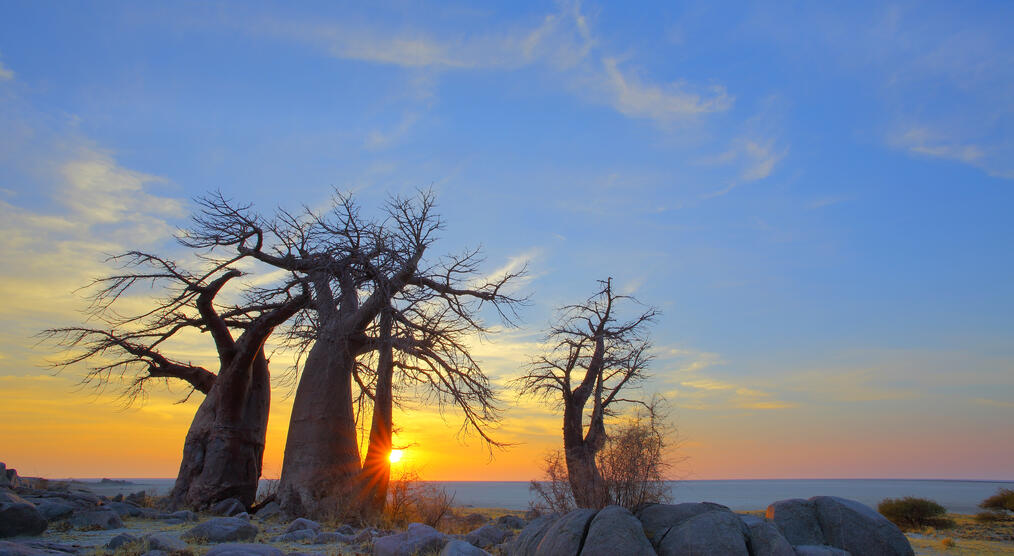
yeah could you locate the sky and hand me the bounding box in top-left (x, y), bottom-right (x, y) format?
top-left (0, 1), bottom-right (1012, 482)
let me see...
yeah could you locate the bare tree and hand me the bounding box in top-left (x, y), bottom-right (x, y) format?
top-left (514, 278), bottom-right (657, 508)
top-left (182, 190), bottom-right (525, 518)
top-left (43, 249), bottom-right (307, 509)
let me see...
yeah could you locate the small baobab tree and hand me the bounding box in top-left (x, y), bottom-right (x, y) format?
top-left (514, 278), bottom-right (658, 508)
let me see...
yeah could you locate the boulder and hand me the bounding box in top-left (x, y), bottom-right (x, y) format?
top-left (512, 513), bottom-right (559, 556)
top-left (146, 533), bottom-right (188, 552)
top-left (33, 501), bottom-right (73, 521)
top-left (106, 501), bottom-right (146, 517)
top-left (495, 514), bottom-right (527, 530)
top-left (793, 546), bottom-right (851, 556)
top-left (0, 542), bottom-right (62, 556)
top-left (767, 499), bottom-right (825, 546)
top-left (464, 524), bottom-right (508, 549)
top-left (440, 539), bottom-right (491, 556)
top-left (270, 530), bottom-right (316, 543)
top-left (69, 509), bottom-right (123, 530)
top-left (212, 498), bottom-right (246, 517)
top-left (637, 501), bottom-right (731, 544)
top-left (205, 545), bottom-right (285, 556)
top-left (811, 496), bottom-right (913, 556)
top-left (0, 491), bottom-right (47, 537)
top-left (374, 523), bottom-right (448, 556)
top-left (580, 505), bottom-right (653, 556)
top-left (255, 501), bottom-right (282, 521)
top-left (533, 508), bottom-right (596, 556)
top-left (742, 517), bottom-right (795, 556)
top-left (162, 510), bottom-right (198, 522)
top-left (284, 517), bottom-right (322, 533)
top-left (314, 531), bottom-right (355, 544)
top-left (125, 490), bottom-right (147, 505)
top-left (656, 509), bottom-right (749, 556)
top-left (106, 533), bottom-right (139, 550)
top-left (0, 463), bottom-right (19, 490)
top-left (182, 517), bottom-right (259, 543)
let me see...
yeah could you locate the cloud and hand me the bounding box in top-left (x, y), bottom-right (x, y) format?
top-left (365, 112), bottom-right (421, 150)
top-left (0, 59), bottom-right (12, 81)
top-left (600, 57), bottom-right (732, 123)
top-left (700, 137), bottom-right (788, 198)
top-left (888, 125), bottom-right (1013, 179)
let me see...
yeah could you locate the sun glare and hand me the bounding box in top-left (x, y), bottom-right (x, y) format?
top-left (388, 449), bottom-right (403, 463)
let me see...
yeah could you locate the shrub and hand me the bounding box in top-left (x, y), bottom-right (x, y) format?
top-left (382, 469), bottom-right (455, 528)
top-left (940, 537), bottom-right (955, 549)
top-left (529, 450), bottom-right (576, 514)
top-left (979, 488), bottom-right (1014, 514)
top-left (877, 497), bottom-right (949, 529)
top-left (974, 510), bottom-right (1004, 523)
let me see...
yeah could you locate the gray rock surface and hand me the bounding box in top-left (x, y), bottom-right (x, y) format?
top-left (374, 523), bottom-right (448, 556)
top-left (742, 517), bottom-right (795, 556)
top-left (205, 544), bottom-right (285, 556)
top-left (440, 539), bottom-right (490, 556)
top-left (146, 532), bottom-right (187, 552)
top-left (106, 501), bottom-right (146, 517)
top-left (811, 496), bottom-right (913, 556)
top-left (579, 505), bottom-right (654, 556)
top-left (533, 508), bottom-right (596, 556)
top-left (69, 509), bottom-right (123, 530)
top-left (0, 492), bottom-right (47, 538)
top-left (637, 501), bottom-right (731, 544)
top-left (255, 501), bottom-right (282, 521)
top-left (270, 529), bottom-right (316, 543)
top-left (211, 498), bottom-right (246, 517)
top-left (33, 501), bottom-right (73, 521)
top-left (284, 517), bottom-right (321, 533)
top-left (182, 517), bottom-right (259, 543)
top-left (313, 532), bottom-right (355, 544)
top-left (767, 499), bottom-right (825, 546)
top-left (464, 523), bottom-right (508, 549)
top-left (106, 533), bottom-right (139, 549)
top-left (512, 514), bottom-right (559, 556)
top-left (657, 509), bottom-right (749, 556)
top-left (793, 546), bottom-right (851, 556)
top-left (495, 514), bottom-right (526, 530)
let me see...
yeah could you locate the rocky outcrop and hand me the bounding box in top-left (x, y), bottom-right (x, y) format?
top-left (532, 508), bottom-right (596, 556)
top-left (767, 499), bottom-right (825, 546)
top-left (182, 517), bottom-right (258, 543)
top-left (465, 523), bottom-right (509, 549)
top-left (441, 539), bottom-right (491, 556)
top-left (580, 505), bottom-right (654, 556)
top-left (0, 492), bottom-right (47, 538)
top-left (657, 509), bottom-right (750, 556)
top-left (812, 496), bottom-right (914, 556)
top-left (512, 513), bottom-right (559, 556)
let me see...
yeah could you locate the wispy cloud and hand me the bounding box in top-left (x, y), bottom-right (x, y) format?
top-left (889, 125), bottom-right (1013, 179)
top-left (365, 111), bottom-right (421, 150)
top-left (0, 59), bottom-right (13, 81)
top-left (700, 137), bottom-right (788, 198)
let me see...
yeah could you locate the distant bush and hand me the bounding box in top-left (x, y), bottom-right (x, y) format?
top-left (877, 497), bottom-right (949, 529)
top-left (383, 469), bottom-right (455, 529)
top-left (979, 488), bottom-right (1014, 514)
top-left (974, 510), bottom-right (1004, 523)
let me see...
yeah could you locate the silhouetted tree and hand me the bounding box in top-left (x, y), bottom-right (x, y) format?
top-left (44, 250), bottom-right (307, 509)
top-left (182, 190), bottom-right (525, 518)
top-left (514, 278), bottom-right (657, 508)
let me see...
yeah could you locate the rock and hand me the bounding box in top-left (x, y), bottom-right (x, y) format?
top-left (793, 546), bottom-right (851, 556)
top-left (580, 505), bottom-right (653, 556)
top-left (182, 517), bottom-right (259, 543)
top-left (811, 496), bottom-right (913, 556)
top-left (284, 517), bottom-right (321, 533)
top-left (440, 539), bottom-right (490, 556)
top-left (374, 522), bottom-right (448, 556)
top-left (512, 513), bottom-right (559, 556)
top-left (533, 508), bottom-right (596, 556)
top-left (464, 524), bottom-right (508, 549)
top-left (33, 501), bottom-right (73, 521)
top-left (0, 463), bottom-right (20, 490)
top-left (205, 544), bottom-right (284, 556)
top-left (270, 530), bottom-right (316, 543)
top-left (106, 533), bottom-right (139, 549)
top-left (162, 510), bottom-right (198, 522)
top-left (146, 533), bottom-right (187, 552)
top-left (0, 491), bottom-right (47, 537)
top-left (255, 501), bottom-right (282, 521)
top-left (657, 510), bottom-right (749, 556)
top-left (0, 540), bottom-right (73, 555)
top-left (69, 509), bottom-right (123, 530)
top-left (234, 512), bottom-right (251, 521)
top-left (495, 514), bottom-right (526, 530)
top-left (742, 517), bottom-right (795, 556)
top-left (313, 532), bottom-right (354, 544)
top-left (637, 501), bottom-right (731, 544)
top-left (106, 501), bottom-right (146, 517)
top-left (767, 499), bottom-right (825, 546)
top-left (212, 498), bottom-right (246, 517)
top-left (125, 491), bottom-right (147, 505)
top-left (141, 551), bottom-right (169, 556)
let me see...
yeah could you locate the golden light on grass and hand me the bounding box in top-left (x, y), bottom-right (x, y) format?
top-left (388, 449), bottom-right (403, 464)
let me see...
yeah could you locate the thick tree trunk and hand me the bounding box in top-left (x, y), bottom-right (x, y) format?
top-left (276, 337), bottom-right (361, 519)
top-left (170, 350), bottom-right (270, 509)
top-left (562, 400), bottom-right (608, 509)
top-left (359, 311), bottom-right (394, 519)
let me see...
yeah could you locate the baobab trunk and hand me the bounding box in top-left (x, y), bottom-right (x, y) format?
top-left (171, 349), bottom-right (271, 509)
top-left (562, 400), bottom-right (609, 509)
top-left (359, 310), bottom-right (394, 518)
top-left (276, 337), bottom-right (362, 518)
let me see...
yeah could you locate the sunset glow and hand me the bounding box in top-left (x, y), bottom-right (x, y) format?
top-left (0, 2), bottom-right (1011, 485)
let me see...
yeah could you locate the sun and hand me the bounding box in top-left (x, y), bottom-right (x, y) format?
top-left (388, 449), bottom-right (403, 464)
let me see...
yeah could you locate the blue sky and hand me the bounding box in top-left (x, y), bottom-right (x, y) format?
top-left (1, 1), bottom-right (1012, 480)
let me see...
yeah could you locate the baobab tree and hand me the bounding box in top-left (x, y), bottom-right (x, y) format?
top-left (514, 278), bottom-right (658, 508)
top-left (44, 250), bottom-right (307, 509)
top-left (181, 190), bottom-right (525, 518)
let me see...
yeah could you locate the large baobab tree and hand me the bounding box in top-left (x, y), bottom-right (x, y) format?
top-left (514, 278), bottom-right (658, 508)
top-left (44, 250), bottom-right (307, 509)
top-left (182, 190), bottom-right (525, 518)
